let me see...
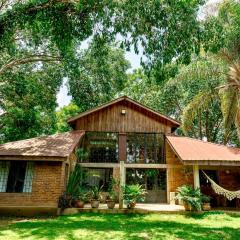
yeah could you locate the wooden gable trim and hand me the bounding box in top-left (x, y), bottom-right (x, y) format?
top-left (67, 96), bottom-right (180, 127)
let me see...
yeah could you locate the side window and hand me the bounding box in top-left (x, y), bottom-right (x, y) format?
top-left (0, 162), bottom-right (10, 192)
top-left (0, 161), bottom-right (34, 193)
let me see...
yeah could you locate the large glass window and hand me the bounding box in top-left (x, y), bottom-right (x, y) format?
top-left (0, 161), bottom-right (34, 193)
top-left (78, 132), bottom-right (118, 163)
top-left (84, 168), bottom-right (113, 191)
top-left (126, 133), bottom-right (165, 164)
top-left (126, 169), bottom-right (166, 190)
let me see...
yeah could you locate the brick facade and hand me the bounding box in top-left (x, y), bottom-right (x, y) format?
top-left (0, 161), bottom-right (65, 207)
top-left (166, 142), bottom-right (193, 194)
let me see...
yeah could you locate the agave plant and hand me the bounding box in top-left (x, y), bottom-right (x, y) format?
top-left (123, 184), bottom-right (147, 209)
top-left (90, 186), bottom-right (103, 200)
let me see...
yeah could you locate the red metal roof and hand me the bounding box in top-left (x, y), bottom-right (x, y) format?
top-left (0, 131), bottom-right (84, 159)
top-left (166, 136), bottom-right (240, 163)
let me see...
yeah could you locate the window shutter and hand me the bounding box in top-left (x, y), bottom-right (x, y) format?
top-left (0, 161), bottom-right (10, 192)
top-left (23, 162), bottom-right (34, 193)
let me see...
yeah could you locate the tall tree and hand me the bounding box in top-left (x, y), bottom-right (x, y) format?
top-left (68, 41), bottom-right (131, 111)
top-left (0, 0), bottom-right (204, 74)
top-left (56, 103), bottom-right (80, 133)
top-left (0, 62), bottom-right (63, 142)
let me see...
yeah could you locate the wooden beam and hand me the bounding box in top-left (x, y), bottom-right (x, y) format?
top-left (125, 164), bottom-right (168, 168)
top-left (78, 163), bottom-right (119, 168)
top-left (118, 133), bottom-right (126, 162)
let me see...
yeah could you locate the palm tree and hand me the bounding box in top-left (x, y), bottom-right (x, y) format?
top-left (218, 51), bottom-right (240, 143)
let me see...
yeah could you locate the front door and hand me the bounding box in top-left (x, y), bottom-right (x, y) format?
top-left (126, 168), bottom-right (167, 203)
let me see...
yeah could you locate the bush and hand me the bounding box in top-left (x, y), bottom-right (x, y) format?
top-left (123, 184), bottom-right (146, 208)
top-left (58, 165), bottom-right (88, 209)
top-left (175, 185), bottom-right (207, 211)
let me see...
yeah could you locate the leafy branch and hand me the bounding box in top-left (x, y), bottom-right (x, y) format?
top-left (0, 54), bottom-right (61, 75)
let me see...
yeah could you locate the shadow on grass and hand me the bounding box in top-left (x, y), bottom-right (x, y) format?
top-left (2, 213), bottom-right (240, 240)
top-left (185, 211), bottom-right (240, 219)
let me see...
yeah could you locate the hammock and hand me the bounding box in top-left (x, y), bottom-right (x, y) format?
top-left (202, 171), bottom-right (240, 201)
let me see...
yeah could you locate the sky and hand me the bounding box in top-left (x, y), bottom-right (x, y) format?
top-left (56, 0), bottom-right (222, 108)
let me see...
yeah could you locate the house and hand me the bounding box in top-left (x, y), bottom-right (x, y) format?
top-left (0, 96), bottom-right (239, 215)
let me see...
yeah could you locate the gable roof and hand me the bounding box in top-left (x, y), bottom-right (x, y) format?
top-left (68, 96), bottom-right (180, 127)
top-left (166, 135), bottom-right (240, 165)
top-left (0, 131), bottom-right (84, 160)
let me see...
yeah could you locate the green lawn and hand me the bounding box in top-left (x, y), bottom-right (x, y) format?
top-left (0, 212), bottom-right (240, 240)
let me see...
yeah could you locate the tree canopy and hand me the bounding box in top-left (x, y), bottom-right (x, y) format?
top-left (1, 0), bottom-right (240, 146)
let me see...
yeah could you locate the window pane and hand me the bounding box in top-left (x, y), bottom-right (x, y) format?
top-left (126, 169), bottom-right (166, 190)
top-left (0, 161), bottom-right (10, 192)
top-left (6, 161), bottom-right (27, 193)
top-left (23, 162), bottom-right (34, 193)
top-left (84, 168), bottom-right (113, 191)
top-left (79, 132), bottom-right (118, 163)
top-left (126, 133), bottom-right (165, 164)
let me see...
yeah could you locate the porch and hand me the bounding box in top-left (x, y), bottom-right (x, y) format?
top-left (60, 203), bottom-right (185, 215)
top-left (60, 203), bottom-right (240, 215)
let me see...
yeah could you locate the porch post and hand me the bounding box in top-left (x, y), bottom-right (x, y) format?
top-left (193, 165), bottom-right (200, 189)
top-left (119, 160), bottom-right (126, 209)
top-left (118, 133), bottom-right (126, 209)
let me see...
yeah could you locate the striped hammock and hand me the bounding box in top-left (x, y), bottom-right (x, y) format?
top-left (202, 171), bottom-right (240, 201)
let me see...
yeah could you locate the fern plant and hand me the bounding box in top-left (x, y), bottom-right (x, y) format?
top-left (175, 185), bottom-right (204, 211)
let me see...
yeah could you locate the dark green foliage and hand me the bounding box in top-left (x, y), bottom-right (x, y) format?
top-left (175, 185), bottom-right (209, 211)
top-left (59, 165), bottom-right (87, 208)
top-left (68, 41), bottom-right (131, 111)
top-left (0, 62), bottom-right (63, 143)
top-left (107, 178), bottom-right (118, 201)
top-left (123, 184), bottom-right (147, 207)
top-left (90, 186), bottom-right (103, 201)
top-left (56, 103), bottom-right (80, 133)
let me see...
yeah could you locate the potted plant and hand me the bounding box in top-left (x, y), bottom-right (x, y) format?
top-left (123, 184), bottom-right (146, 209)
top-left (75, 188), bottom-right (88, 208)
top-left (106, 191), bottom-right (117, 209)
top-left (201, 195), bottom-right (211, 211)
top-left (58, 165), bottom-right (87, 209)
top-left (175, 185), bottom-right (202, 211)
top-left (90, 186), bottom-right (102, 208)
top-left (106, 178), bottom-right (118, 209)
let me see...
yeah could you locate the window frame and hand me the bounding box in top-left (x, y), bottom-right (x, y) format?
top-left (0, 161), bottom-right (34, 193)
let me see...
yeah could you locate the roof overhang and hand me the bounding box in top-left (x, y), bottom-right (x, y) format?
top-left (0, 156), bottom-right (67, 161)
top-left (0, 130), bottom-right (85, 160)
top-left (166, 136), bottom-right (240, 166)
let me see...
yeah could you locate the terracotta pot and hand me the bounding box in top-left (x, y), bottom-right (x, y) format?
top-left (106, 200), bottom-right (115, 209)
top-left (183, 202), bottom-right (192, 211)
top-left (91, 200), bottom-right (100, 208)
top-left (127, 201), bottom-right (136, 209)
top-left (202, 202), bottom-right (211, 211)
top-left (75, 200), bottom-right (84, 208)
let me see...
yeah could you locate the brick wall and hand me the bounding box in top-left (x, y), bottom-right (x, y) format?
top-left (0, 161), bottom-right (65, 207)
top-left (166, 142), bottom-right (194, 193)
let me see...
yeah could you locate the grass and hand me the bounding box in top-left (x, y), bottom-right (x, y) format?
top-left (0, 212), bottom-right (240, 240)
